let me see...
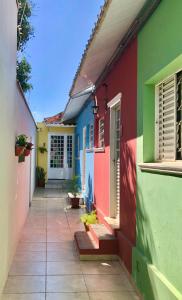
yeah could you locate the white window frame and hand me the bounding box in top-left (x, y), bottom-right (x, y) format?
top-left (98, 118), bottom-right (104, 148)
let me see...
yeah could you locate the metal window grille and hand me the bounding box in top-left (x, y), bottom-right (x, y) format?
top-left (89, 124), bottom-right (94, 149)
top-left (98, 119), bottom-right (104, 148)
top-left (67, 136), bottom-right (73, 168)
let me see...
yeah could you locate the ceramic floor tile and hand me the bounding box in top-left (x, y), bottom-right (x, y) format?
top-left (84, 274), bottom-right (134, 292)
top-left (3, 276), bottom-right (45, 293)
top-left (47, 234), bottom-right (73, 242)
top-left (47, 229), bottom-right (71, 236)
top-left (9, 261), bottom-right (46, 275)
top-left (1, 294), bottom-right (45, 300)
top-left (89, 292), bottom-right (141, 300)
top-left (22, 228), bottom-right (46, 234)
top-left (16, 242), bottom-right (46, 252)
top-left (3, 193), bottom-right (140, 299)
top-left (46, 275), bottom-right (87, 293)
top-left (47, 261), bottom-right (82, 275)
top-left (46, 293), bottom-right (89, 300)
top-left (80, 261), bottom-right (123, 275)
top-left (14, 251), bottom-right (46, 262)
top-left (46, 241), bottom-right (76, 252)
top-left (47, 250), bottom-right (79, 261)
top-left (20, 233), bottom-right (46, 243)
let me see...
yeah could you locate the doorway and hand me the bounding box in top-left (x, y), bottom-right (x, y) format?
top-left (108, 93), bottom-right (121, 219)
top-left (48, 133), bottom-right (73, 180)
top-left (82, 127), bottom-right (86, 192)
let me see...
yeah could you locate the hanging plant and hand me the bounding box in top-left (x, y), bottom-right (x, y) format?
top-left (24, 142), bottom-right (34, 156)
top-left (15, 134), bottom-right (27, 156)
top-left (38, 146), bottom-right (47, 154)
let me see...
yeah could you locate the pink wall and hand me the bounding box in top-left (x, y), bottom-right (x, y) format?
top-left (94, 38), bottom-right (137, 272)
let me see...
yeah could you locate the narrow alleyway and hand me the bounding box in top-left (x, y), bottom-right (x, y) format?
top-left (2, 189), bottom-right (140, 300)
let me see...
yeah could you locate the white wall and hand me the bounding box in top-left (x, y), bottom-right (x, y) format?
top-left (0, 0), bottom-right (37, 296)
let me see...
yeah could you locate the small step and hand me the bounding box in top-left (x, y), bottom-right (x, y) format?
top-left (89, 224), bottom-right (116, 243)
top-left (75, 224), bottom-right (119, 258)
top-left (74, 231), bottom-right (99, 255)
top-left (45, 180), bottom-right (71, 189)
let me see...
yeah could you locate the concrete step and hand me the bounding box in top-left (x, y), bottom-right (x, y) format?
top-left (89, 224), bottom-right (118, 253)
top-left (74, 231), bottom-right (99, 255)
top-left (45, 180), bottom-right (71, 189)
top-left (74, 223), bottom-right (119, 259)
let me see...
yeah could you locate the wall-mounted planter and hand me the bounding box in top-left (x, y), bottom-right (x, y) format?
top-left (15, 135), bottom-right (33, 162)
top-left (15, 145), bottom-right (25, 156)
top-left (24, 149), bottom-right (31, 156)
top-left (38, 146), bottom-right (47, 154)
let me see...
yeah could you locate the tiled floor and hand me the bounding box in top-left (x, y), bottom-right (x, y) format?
top-left (2, 189), bottom-right (140, 300)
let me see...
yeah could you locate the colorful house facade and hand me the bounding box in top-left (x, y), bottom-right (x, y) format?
top-left (63, 90), bottom-right (95, 210)
top-left (74, 99), bottom-right (95, 211)
top-left (134, 1), bottom-right (182, 299)
top-left (37, 112), bottom-right (75, 181)
top-left (64, 1), bottom-right (182, 299)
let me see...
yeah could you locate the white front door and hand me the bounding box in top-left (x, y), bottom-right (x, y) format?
top-left (82, 127), bottom-right (86, 192)
top-left (109, 93), bottom-right (121, 219)
top-left (48, 133), bottom-right (73, 180)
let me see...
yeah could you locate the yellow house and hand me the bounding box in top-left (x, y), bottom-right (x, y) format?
top-left (37, 112), bottom-right (75, 181)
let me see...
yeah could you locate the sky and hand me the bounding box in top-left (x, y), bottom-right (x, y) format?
top-left (25, 0), bottom-right (104, 122)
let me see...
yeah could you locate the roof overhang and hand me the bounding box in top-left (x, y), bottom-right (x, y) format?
top-left (70, 0), bottom-right (157, 96)
top-left (62, 85), bottom-right (95, 122)
top-left (45, 124), bottom-right (76, 128)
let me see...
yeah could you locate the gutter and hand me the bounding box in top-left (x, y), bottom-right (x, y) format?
top-left (62, 85), bottom-right (95, 122)
top-left (71, 85), bottom-right (95, 99)
top-left (95, 0), bottom-right (161, 88)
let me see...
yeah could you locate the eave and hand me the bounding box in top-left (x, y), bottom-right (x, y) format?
top-left (69, 0), bottom-right (160, 96)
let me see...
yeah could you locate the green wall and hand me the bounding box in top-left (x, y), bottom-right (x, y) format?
top-left (134, 1), bottom-right (182, 299)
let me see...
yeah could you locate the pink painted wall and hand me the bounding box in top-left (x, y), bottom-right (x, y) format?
top-left (0, 2), bottom-right (36, 294)
top-left (94, 38), bottom-right (137, 272)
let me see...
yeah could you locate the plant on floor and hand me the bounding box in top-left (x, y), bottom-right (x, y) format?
top-left (15, 134), bottom-right (28, 156)
top-left (38, 146), bottom-right (47, 153)
top-left (69, 176), bottom-right (81, 208)
top-left (36, 166), bottom-right (46, 187)
top-left (80, 210), bottom-right (98, 231)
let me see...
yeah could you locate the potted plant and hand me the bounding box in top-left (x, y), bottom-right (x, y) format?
top-left (80, 210), bottom-right (98, 231)
top-left (38, 146), bottom-right (47, 154)
top-left (15, 134), bottom-right (27, 156)
top-left (36, 167), bottom-right (46, 187)
top-left (24, 142), bottom-right (34, 156)
top-left (69, 176), bottom-right (81, 208)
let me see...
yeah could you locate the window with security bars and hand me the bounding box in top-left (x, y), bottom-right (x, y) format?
top-left (155, 71), bottom-right (182, 161)
top-left (67, 135), bottom-right (73, 168)
top-left (98, 118), bottom-right (104, 148)
top-left (89, 124), bottom-right (94, 149)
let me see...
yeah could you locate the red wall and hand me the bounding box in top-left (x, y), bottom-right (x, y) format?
top-left (94, 38), bottom-right (137, 272)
